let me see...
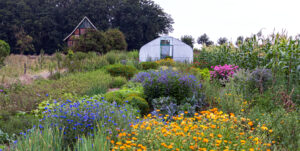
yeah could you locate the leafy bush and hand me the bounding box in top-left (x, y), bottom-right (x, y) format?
top-left (110, 76), bottom-right (127, 88)
top-left (140, 62), bottom-right (159, 70)
top-left (249, 68), bottom-right (272, 93)
top-left (132, 70), bottom-right (203, 103)
top-left (210, 64), bottom-right (239, 81)
top-left (106, 64), bottom-right (137, 79)
top-left (156, 58), bottom-right (175, 66)
top-left (85, 84), bottom-right (108, 96)
top-left (0, 111), bottom-right (38, 142)
top-left (0, 40), bottom-right (10, 66)
top-left (105, 29), bottom-right (127, 51)
top-left (124, 96), bottom-right (149, 115)
top-left (73, 29), bottom-right (109, 54)
top-left (151, 95), bottom-right (205, 118)
top-left (127, 50), bottom-right (139, 60)
top-left (103, 91), bottom-right (124, 104)
top-left (105, 51), bottom-right (119, 64)
top-left (189, 67), bottom-right (210, 81)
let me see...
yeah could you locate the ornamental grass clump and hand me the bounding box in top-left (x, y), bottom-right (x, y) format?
top-left (210, 64), bottom-right (239, 81)
top-left (39, 95), bottom-right (139, 147)
top-left (111, 108), bottom-right (274, 151)
top-left (132, 70), bottom-right (203, 104)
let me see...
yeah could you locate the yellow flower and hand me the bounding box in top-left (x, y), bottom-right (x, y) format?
top-left (116, 142), bottom-right (122, 145)
top-left (261, 126), bottom-right (268, 130)
top-left (217, 134), bottom-right (222, 138)
top-left (240, 140), bottom-right (246, 144)
top-left (248, 121), bottom-right (253, 126)
top-left (269, 129), bottom-right (273, 133)
top-left (146, 126), bottom-right (151, 130)
top-left (120, 146), bottom-right (126, 150)
top-left (203, 138), bottom-right (209, 143)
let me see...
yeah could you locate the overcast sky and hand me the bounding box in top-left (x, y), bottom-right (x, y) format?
top-left (153, 0), bottom-right (300, 47)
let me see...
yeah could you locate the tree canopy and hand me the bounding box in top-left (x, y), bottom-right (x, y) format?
top-left (217, 37), bottom-right (228, 45)
top-left (181, 35), bottom-right (194, 48)
top-left (0, 0), bottom-right (173, 54)
top-left (197, 34), bottom-right (214, 46)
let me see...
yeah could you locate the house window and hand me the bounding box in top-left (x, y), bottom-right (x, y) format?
top-left (160, 40), bottom-right (173, 59)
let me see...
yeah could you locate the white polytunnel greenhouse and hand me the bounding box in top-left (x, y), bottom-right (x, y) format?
top-left (139, 36), bottom-right (193, 63)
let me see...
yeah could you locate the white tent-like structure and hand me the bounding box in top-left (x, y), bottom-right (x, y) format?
top-left (139, 36), bottom-right (193, 63)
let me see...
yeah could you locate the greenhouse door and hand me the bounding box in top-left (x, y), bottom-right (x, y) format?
top-left (160, 40), bottom-right (173, 59)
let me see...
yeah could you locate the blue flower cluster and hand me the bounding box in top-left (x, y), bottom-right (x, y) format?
top-left (132, 70), bottom-right (203, 102)
top-left (40, 95), bottom-right (139, 144)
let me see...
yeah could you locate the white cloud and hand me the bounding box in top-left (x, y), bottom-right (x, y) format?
top-left (153, 0), bottom-right (300, 47)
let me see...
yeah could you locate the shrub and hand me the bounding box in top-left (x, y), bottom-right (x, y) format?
top-left (132, 70), bottom-right (203, 104)
top-left (0, 111), bottom-right (38, 141)
top-left (151, 95), bottom-right (205, 118)
top-left (103, 91), bottom-right (124, 104)
top-left (105, 28), bottom-right (127, 51)
top-left (189, 67), bottom-right (210, 81)
top-left (0, 40), bottom-right (10, 66)
top-left (110, 76), bottom-right (127, 88)
top-left (127, 50), bottom-right (139, 60)
top-left (106, 64), bottom-right (137, 79)
top-left (210, 64), bottom-right (239, 81)
top-left (104, 51), bottom-right (119, 64)
top-left (156, 58), bottom-right (175, 66)
top-left (85, 84), bottom-right (108, 96)
top-left (140, 62), bottom-right (159, 70)
top-left (124, 96), bottom-right (149, 115)
top-left (249, 68), bottom-right (272, 93)
top-left (73, 29), bottom-right (109, 54)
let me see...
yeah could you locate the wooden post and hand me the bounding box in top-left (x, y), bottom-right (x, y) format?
top-left (24, 63), bottom-right (27, 75)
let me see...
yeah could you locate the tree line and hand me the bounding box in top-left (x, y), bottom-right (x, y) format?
top-left (181, 33), bottom-right (260, 48)
top-left (0, 0), bottom-right (173, 54)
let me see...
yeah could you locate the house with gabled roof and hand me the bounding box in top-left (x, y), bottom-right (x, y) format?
top-left (63, 16), bottom-right (97, 47)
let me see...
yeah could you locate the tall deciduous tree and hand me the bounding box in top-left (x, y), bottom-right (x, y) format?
top-left (197, 34), bottom-right (213, 46)
top-left (236, 36), bottom-right (244, 46)
top-left (181, 35), bottom-right (194, 48)
top-left (217, 37), bottom-right (228, 45)
top-left (0, 0), bottom-right (173, 54)
top-left (14, 27), bottom-right (34, 54)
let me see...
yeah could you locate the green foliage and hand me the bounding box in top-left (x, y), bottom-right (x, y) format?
top-left (124, 96), bottom-right (149, 115)
top-left (14, 27), bottom-right (34, 54)
top-left (1, 69), bottom-right (112, 112)
top-left (106, 64), bottom-right (137, 79)
top-left (180, 35), bottom-right (194, 48)
top-left (0, 111), bottom-right (38, 139)
top-left (105, 51), bottom-right (119, 64)
top-left (140, 62), bottom-right (159, 70)
top-left (103, 91), bottom-right (124, 104)
top-left (84, 84), bottom-right (108, 96)
top-left (127, 50), bottom-right (139, 60)
top-left (72, 130), bottom-right (110, 151)
top-left (0, 40), bottom-right (10, 66)
top-left (0, 0), bottom-right (173, 53)
top-left (110, 76), bottom-right (127, 88)
top-left (188, 67), bottom-right (210, 81)
top-left (105, 28), bottom-right (127, 51)
top-left (64, 51), bottom-right (109, 72)
top-left (14, 126), bottom-right (65, 151)
top-left (74, 29), bottom-right (108, 54)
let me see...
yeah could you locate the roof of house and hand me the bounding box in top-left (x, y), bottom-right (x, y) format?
top-left (63, 16), bottom-right (97, 41)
